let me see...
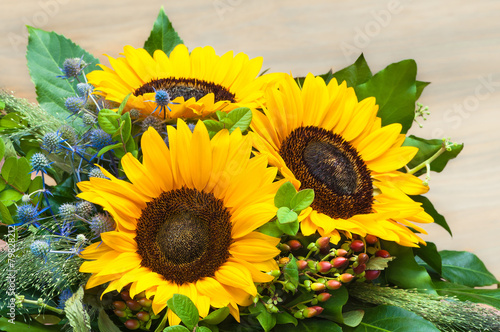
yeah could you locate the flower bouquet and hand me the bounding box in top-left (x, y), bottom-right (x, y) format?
top-left (1, 7), bottom-right (499, 332)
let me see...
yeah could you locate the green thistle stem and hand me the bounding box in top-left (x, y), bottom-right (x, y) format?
top-left (349, 283), bottom-right (500, 332)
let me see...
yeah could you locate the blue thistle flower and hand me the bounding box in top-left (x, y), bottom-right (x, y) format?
top-left (88, 129), bottom-right (113, 151)
top-left (30, 240), bottom-right (50, 259)
top-left (146, 88), bottom-right (179, 119)
top-left (90, 213), bottom-right (115, 237)
top-left (30, 153), bottom-right (52, 174)
top-left (58, 125), bottom-right (77, 146)
top-left (76, 201), bottom-right (94, 218)
top-left (59, 203), bottom-right (76, 221)
top-left (82, 113), bottom-right (96, 126)
top-left (42, 132), bottom-right (62, 153)
top-left (65, 96), bottom-right (85, 115)
top-left (57, 56), bottom-right (87, 81)
top-left (76, 83), bottom-right (93, 99)
top-left (16, 204), bottom-right (39, 224)
top-left (57, 289), bottom-right (73, 310)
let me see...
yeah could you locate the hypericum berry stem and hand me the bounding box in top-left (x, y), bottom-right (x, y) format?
top-left (406, 138), bottom-right (457, 185)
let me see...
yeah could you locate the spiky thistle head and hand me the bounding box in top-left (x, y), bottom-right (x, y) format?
top-left (90, 213), bottom-right (115, 237)
top-left (30, 153), bottom-right (52, 174)
top-left (88, 129), bottom-right (113, 151)
top-left (30, 240), bottom-right (50, 259)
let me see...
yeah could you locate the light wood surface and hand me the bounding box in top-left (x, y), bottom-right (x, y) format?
top-left (1, 0), bottom-right (499, 279)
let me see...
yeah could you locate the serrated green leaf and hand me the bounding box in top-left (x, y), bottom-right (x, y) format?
top-left (355, 59), bottom-right (417, 133)
top-left (0, 189), bottom-right (23, 207)
top-left (342, 310), bottom-right (364, 327)
top-left (382, 241), bottom-right (436, 294)
top-left (439, 250), bottom-right (498, 287)
top-left (200, 307), bottom-right (230, 325)
top-left (26, 26), bottom-right (99, 127)
top-left (98, 109), bottom-right (121, 135)
top-left (321, 286), bottom-right (349, 324)
top-left (13, 157), bottom-right (31, 192)
top-left (276, 219), bottom-right (300, 236)
top-left (290, 189), bottom-right (314, 212)
top-left (275, 311), bottom-right (298, 326)
top-left (366, 256), bottom-right (395, 270)
top-left (163, 326), bottom-right (191, 332)
top-left (403, 136), bottom-right (463, 177)
top-left (65, 287), bottom-right (91, 332)
top-left (277, 206), bottom-right (298, 224)
top-left (284, 254), bottom-right (299, 288)
top-left (274, 181), bottom-right (297, 208)
top-left (410, 195), bottom-right (452, 236)
top-left (414, 241), bottom-right (442, 275)
top-left (433, 281), bottom-right (500, 309)
top-left (274, 319), bottom-right (342, 332)
top-left (248, 301), bottom-right (276, 332)
top-left (415, 81), bottom-right (430, 100)
top-left (0, 201), bottom-right (14, 224)
top-left (227, 107), bottom-right (252, 133)
top-left (332, 54), bottom-right (372, 88)
top-left (97, 309), bottom-right (122, 332)
top-left (346, 305), bottom-right (439, 332)
top-left (144, 7), bottom-right (184, 56)
top-left (0, 137), bottom-right (5, 160)
top-left (167, 294), bottom-right (199, 330)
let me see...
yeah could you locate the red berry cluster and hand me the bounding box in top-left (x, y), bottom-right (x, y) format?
top-left (112, 288), bottom-right (158, 330)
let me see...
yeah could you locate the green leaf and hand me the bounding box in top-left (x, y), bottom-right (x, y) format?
top-left (332, 54), bottom-right (372, 88)
top-left (31, 314), bottom-right (61, 326)
top-left (98, 109), bottom-right (121, 135)
top-left (284, 254), bottom-right (299, 288)
top-left (200, 307), bottom-right (230, 325)
top-left (410, 195), bottom-right (452, 236)
top-left (346, 305), bottom-right (440, 332)
top-left (167, 294), bottom-right (199, 330)
top-left (248, 301), bottom-right (276, 332)
top-left (227, 107), bottom-right (252, 133)
top-left (275, 311), bottom-right (298, 326)
top-left (0, 317), bottom-right (62, 331)
top-left (163, 326), bottom-right (191, 332)
top-left (0, 137), bottom-right (5, 160)
top-left (403, 136), bottom-right (463, 177)
top-left (274, 319), bottom-right (342, 332)
top-left (97, 143), bottom-right (122, 158)
top-left (144, 7), bottom-right (184, 56)
top-left (119, 112), bottom-right (132, 143)
top-left (259, 221), bottom-right (283, 238)
top-left (26, 26), bottom-right (99, 125)
top-left (276, 219), bottom-right (300, 236)
top-left (13, 157), bottom-right (31, 192)
top-left (274, 181), bottom-right (297, 208)
top-left (117, 93), bottom-right (132, 115)
top-left (1, 157), bottom-right (18, 184)
top-left (97, 309), bottom-right (122, 332)
top-left (277, 206), bottom-right (298, 224)
top-left (321, 286), bottom-right (349, 324)
top-left (0, 201), bottom-right (14, 224)
top-left (439, 250), bottom-right (498, 287)
top-left (203, 120), bottom-right (225, 138)
top-left (366, 257), bottom-right (395, 270)
top-left (0, 100), bottom-right (4, 110)
top-left (290, 189), bottom-right (314, 212)
top-left (414, 241), bottom-right (442, 275)
top-left (354, 59), bottom-right (417, 134)
top-left (196, 326), bottom-right (212, 332)
top-left (0, 189), bottom-right (23, 207)
top-left (319, 69), bottom-right (334, 85)
top-left (433, 280), bottom-right (500, 309)
top-left (415, 81), bottom-right (430, 100)
top-left (342, 310), bottom-right (364, 327)
top-left (65, 287), bottom-right (92, 332)
top-left (382, 241), bottom-right (436, 294)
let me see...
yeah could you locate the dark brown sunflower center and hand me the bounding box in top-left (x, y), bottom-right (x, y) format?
top-left (133, 77), bottom-right (236, 103)
top-left (135, 187), bottom-right (232, 284)
top-left (279, 126), bottom-right (373, 220)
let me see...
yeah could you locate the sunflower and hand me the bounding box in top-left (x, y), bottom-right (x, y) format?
top-left (77, 120), bottom-right (281, 325)
top-left (250, 73), bottom-right (433, 246)
top-left (87, 44), bottom-right (275, 120)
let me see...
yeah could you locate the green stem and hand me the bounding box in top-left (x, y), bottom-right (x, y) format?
top-left (21, 298), bottom-right (64, 315)
top-left (407, 143), bottom-right (446, 175)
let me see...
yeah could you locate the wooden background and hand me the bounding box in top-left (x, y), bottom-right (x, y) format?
top-left (1, 0), bottom-right (499, 279)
